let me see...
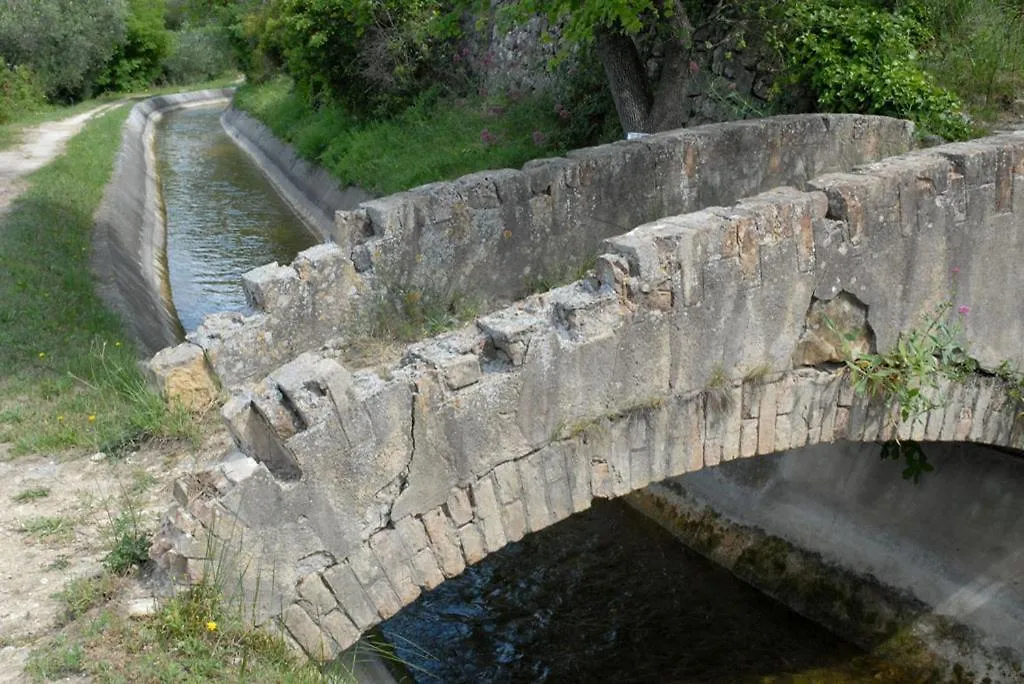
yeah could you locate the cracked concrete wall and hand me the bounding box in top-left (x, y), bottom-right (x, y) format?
top-left (181, 114), bottom-right (914, 390)
top-left (92, 88), bottom-right (235, 357)
top-left (152, 130), bottom-right (1024, 660)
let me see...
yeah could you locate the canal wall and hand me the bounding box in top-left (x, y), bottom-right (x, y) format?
top-left (92, 88), bottom-right (235, 358)
top-left (628, 442), bottom-right (1024, 682)
top-left (220, 107), bottom-right (373, 242)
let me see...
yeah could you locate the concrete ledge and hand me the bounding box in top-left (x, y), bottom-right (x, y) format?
top-left (220, 107), bottom-right (373, 242)
top-left (92, 88), bottom-right (235, 357)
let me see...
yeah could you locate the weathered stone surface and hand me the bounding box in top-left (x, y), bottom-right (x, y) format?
top-left (421, 508), bottom-right (466, 578)
top-left (145, 343), bottom-right (218, 411)
top-left (151, 122), bottom-right (1024, 664)
top-left (283, 604), bottom-right (336, 660)
top-left (793, 292), bottom-right (874, 366)
top-left (322, 563), bottom-right (379, 631)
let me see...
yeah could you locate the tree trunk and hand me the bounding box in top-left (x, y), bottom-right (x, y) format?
top-left (648, 6), bottom-right (696, 132)
top-left (594, 26), bottom-right (653, 135)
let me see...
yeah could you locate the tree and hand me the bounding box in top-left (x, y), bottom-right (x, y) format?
top-left (0, 0), bottom-right (128, 101)
top-left (97, 0), bottom-right (172, 93)
top-left (502, 1), bottom-right (754, 134)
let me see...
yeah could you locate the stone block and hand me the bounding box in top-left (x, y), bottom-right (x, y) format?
top-left (242, 262), bottom-right (301, 313)
top-left (518, 453), bottom-right (553, 531)
top-left (740, 419), bottom-right (759, 458)
top-left (470, 477), bottom-right (507, 552)
top-left (492, 461), bottom-right (523, 504)
top-left (369, 529), bottom-right (420, 606)
top-left (146, 343), bottom-right (218, 412)
top-left (757, 382), bottom-right (779, 454)
top-left (445, 487), bottom-right (474, 527)
top-left (421, 508), bottom-right (466, 578)
top-left (500, 500), bottom-right (528, 542)
top-left (321, 610), bottom-right (360, 653)
top-left (565, 444), bottom-right (593, 513)
top-left (444, 354), bottom-right (482, 390)
top-left (283, 604), bottom-right (336, 661)
top-left (410, 548), bottom-right (445, 590)
top-left (297, 574), bottom-right (339, 618)
top-left (322, 563), bottom-right (379, 631)
top-left (458, 522), bottom-right (487, 565)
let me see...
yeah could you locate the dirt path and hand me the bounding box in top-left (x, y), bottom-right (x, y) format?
top-left (0, 432), bottom-right (228, 682)
top-left (0, 103), bottom-right (123, 216)
top-left (0, 101), bottom-right (227, 683)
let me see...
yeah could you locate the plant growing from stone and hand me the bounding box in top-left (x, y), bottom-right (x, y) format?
top-left (829, 300), bottom-right (978, 482)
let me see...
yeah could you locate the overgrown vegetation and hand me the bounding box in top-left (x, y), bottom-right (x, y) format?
top-left (0, 0), bottom-right (236, 123)
top-left (0, 106), bottom-right (198, 456)
top-left (768, 0), bottom-right (977, 140)
top-left (234, 75), bottom-right (610, 195)
top-left (828, 291), bottom-right (1024, 483)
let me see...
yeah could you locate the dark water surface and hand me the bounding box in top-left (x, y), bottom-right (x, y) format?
top-left (156, 105), bottom-right (318, 333)
top-left (380, 500), bottom-right (878, 683)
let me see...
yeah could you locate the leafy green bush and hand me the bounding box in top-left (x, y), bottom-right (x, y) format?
top-left (161, 25), bottom-right (235, 84)
top-left (901, 0), bottom-right (1024, 116)
top-left (96, 0), bottom-right (172, 93)
top-left (769, 0), bottom-right (974, 140)
top-left (0, 60), bottom-right (46, 123)
top-left (255, 0), bottom-right (462, 117)
top-left (0, 0), bottom-right (127, 102)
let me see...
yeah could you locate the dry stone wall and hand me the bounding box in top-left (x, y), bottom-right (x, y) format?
top-left (153, 130), bottom-right (1024, 658)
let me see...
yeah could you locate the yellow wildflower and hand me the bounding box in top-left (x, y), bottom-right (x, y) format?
top-left (87, 415), bottom-right (96, 423)
top-left (206, 621), bottom-right (217, 632)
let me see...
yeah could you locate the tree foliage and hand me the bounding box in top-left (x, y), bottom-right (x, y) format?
top-left (0, 0), bottom-right (128, 102)
top-left (97, 0), bottom-right (172, 93)
top-left (768, 0), bottom-right (974, 139)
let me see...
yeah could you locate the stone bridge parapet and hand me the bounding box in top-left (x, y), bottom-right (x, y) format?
top-left (163, 114), bottom-right (913, 390)
top-left (153, 128), bottom-right (1024, 659)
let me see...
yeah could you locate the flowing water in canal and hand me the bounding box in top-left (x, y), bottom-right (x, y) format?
top-left (155, 108), bottom-right (918, 682)
top-left (156, 104), bottom-right (318, 333)
top-left (378, 500), bottom-right (916, 683)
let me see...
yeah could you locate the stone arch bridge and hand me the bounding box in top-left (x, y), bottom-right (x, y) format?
top-left (152, 119), bottom-right (1024, 659)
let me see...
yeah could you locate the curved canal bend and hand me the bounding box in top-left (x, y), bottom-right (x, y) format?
top-left (155, 106), bottom-right (920, 682)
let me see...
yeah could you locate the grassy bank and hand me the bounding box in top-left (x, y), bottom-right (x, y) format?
top-left (234, 77), bottom-right (604, 196)
top-left (0, 105), bottom-right (195, 457)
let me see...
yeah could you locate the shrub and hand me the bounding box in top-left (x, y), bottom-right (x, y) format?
top-left (96, 0), bottom-right (172, 94)
top-left (0, 0), bottom-right (127, 102)
top-left (264, 0), bottom-right (462, 117)
top-left (769, 0), bottom-right (974, 140)
top-left (0, 60), bottom-right (46, 123)
top-left (161, 26), bottom-right (236, 85)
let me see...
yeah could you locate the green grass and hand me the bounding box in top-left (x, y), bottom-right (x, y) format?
top-left (0, 105), bottom-right (197, 456)
top-left (234, 77), bottom-right (570, 196)
top-left (12, 486), bottom-right (51, 502)
top-left (29, 579), bottom-right (391, 683)
top-left (19, 516), bottom-right (75, 542)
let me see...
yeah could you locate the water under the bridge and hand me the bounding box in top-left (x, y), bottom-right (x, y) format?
top-left (156, 104), bottom-right (318, 333)
top-left (155, 106), bottom-right (928, 681)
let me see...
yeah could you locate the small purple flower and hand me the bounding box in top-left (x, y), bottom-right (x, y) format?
top-left (958, 305), bottom-right (970, 315)
top-left (689, 60), bottom-right (700, 74)
top-left (480, 128), bottom-right (495, 145)
top-left (532, 130), bottom-right (546, 147)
